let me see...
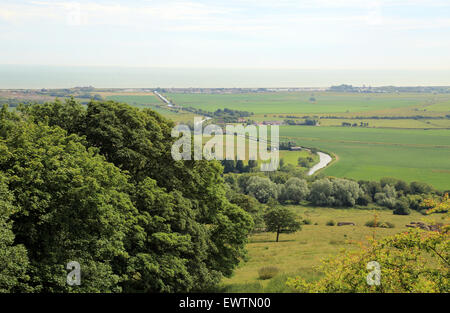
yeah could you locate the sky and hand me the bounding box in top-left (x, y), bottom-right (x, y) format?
top-left (0, 0), bottom-right (450, 69)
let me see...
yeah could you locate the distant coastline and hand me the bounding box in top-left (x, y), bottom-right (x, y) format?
top-left (1, 65), bottom-right (450, 89)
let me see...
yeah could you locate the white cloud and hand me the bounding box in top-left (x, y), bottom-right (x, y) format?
top-left (0, 0), bottom-right (448, 33)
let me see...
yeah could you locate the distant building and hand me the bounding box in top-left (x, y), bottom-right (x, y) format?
top-left (289, 146), bottom-right (302, 151)
top-left (262, 120), bottom-right (283, 125)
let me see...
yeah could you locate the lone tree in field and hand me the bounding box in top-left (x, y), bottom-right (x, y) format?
top-left (264, 207), bottom-right (301, 242)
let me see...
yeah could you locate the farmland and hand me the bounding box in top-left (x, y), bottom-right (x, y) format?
top-left (279, 126), bottom-right (450, 190)
top-left (164, 91), bottom-right (450, 115)
top-left (4, 89), bottom-right (449, 189)
top-left (155, 91), bottom-right (450, 190)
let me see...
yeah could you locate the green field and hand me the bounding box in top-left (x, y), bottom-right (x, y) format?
top-left (164, 92), bottom-right (450, 115)
top-left (104, 92), bottom-right (450, 190)
top-left (318, 118), bottom-right (450, 129)
top-left (280, 126), bottom-right (450, 190)
top-left (220, 205), bottom-right (443, 292)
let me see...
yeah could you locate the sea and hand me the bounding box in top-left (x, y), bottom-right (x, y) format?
top-left (0, 65), bottom-right (449, 89)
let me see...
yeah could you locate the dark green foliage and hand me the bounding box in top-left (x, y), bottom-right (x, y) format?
top-left (236, 160), bottom-right (245, 173)
top-left (393, 199), bottom-right (411, 215)
top-left (227, 190), bottom-right (264, 232)
top-left (0, 121), bottom-right (134, 292)
top-left (356, 194), bottom-right (371, 206)
top-left (0, 174), bottom-right (31, 292)
top-left (222, 160), bottom-right (236, 173)
top-left (410, 181), bottom-right (433, 195)
top-left (2, 99), bottom-right (254, 293)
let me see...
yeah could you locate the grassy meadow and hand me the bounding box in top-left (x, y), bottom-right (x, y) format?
top-left (219, 206), bottom-right (445, 292)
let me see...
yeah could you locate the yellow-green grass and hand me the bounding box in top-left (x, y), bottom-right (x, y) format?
top-left (425, 99), bottom-right (450, 112)
top-left (220, 206), bottom-right (444, 291)
top-left (279, 150), bottom-right (319, 167)
top-left (317, 118), bottom-right (450, 129)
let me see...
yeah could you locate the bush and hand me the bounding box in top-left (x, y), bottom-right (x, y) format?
top-left (302, 218), bottom-right (312, 225)
top-left (326, 220), bottom-right (336, 226)
top-left (258, 266), bottom-right (280, 280)
top-left (393, 199), bottom-right (411, 215)
top-left (410, 181), bottom-right (433, 194)
top-left (365, 219), bottom-right (378, 227)
top-left (356, 194), bottom-right (371, 206)
top-left (380, 222), bottom-right (395, 228)
top-left (393, 207), bottom-right (411, 215)
top-left (365, 219), bottom-right (395, 228)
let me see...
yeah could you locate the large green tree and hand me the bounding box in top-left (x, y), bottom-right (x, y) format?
top-left (22, 99), bottom-right (253, 292)
top-left (0, 119), bottom-right (136, 292)
top-left (263, 206), bottom-right (301, 242)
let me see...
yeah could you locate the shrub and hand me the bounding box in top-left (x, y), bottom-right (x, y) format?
top-left (287, 228), bottom-right (449, 292)
top-left (258, 266), bottom-right (280, 280)
top-left (302, 218), bottom-right (312, 225)
top-left (365, 219), bottom-right (395, 228)
top-left (356, 194), bottom-right (371, 206)
top-left (393, 199), bottom-right (411, 215)
top-left (326, 220), bottom-right (336, 226)
top-left (365, 219), bottom-right (378, 227)
top-left (394, 207), bottom-right (411, 215)
top-left (410, 181), bottom-right (433, 194)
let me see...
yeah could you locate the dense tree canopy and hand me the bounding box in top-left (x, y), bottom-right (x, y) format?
top-left (0, 99), bottom-right (253, 292)
top-left (0, 173), bottom-right (30, 292)
top-left (309, 178), bottom-right (362, 207)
